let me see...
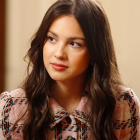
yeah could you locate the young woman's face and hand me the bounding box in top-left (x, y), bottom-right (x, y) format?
top-left (43, 15), bottom-right (90, 82)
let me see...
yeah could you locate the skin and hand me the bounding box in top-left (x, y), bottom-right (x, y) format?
top-left (43, 15), bottom-right (90, 113)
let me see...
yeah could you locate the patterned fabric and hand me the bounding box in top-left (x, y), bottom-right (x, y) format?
top-left (0, 87), bottom-right (140, 140)
top-left (0, 89), bottom-right (27, 140)
top-left (47, 96), bottom-right (91, 139)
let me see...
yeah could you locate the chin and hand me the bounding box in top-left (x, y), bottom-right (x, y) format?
top-left (50, 75), bottom-right (66, 81)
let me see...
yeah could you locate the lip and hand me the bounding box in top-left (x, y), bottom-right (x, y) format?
top-left (51, 63), bottom-right (68, 70)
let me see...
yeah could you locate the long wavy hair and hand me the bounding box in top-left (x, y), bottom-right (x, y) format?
top-left (22, 0), bottom-right (122, 139)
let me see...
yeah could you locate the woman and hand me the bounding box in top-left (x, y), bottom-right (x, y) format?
top-left (0, 0), bottom-right (140, 139)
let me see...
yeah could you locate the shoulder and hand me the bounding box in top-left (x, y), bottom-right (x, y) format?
top-left (0, 88), bottom-right (27, 109)
top-left (114, 85), bottom-right (140, 120)
top-left (0, 88), bottom-right (26, 98)
top-left (0, 88), bottom-right (27, 139)
top-left (0, 87), bottom-right (28, 116)
top-left (0, 88), bottom-right (27, 116)
top-left (113, 86), bottom-right (140, 139)
top-left (115, 86), bottom-right (139, 113)
top-left (0, 88), bottom-right (27, 111)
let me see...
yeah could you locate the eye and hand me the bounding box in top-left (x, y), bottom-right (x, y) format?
top-left (47, 36), bottom-right (56, 43)
top-left (69, 41), bottom-right (82, 48)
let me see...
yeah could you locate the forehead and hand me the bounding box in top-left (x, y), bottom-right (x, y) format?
top-left (48, 15), bottom-right (85, 38)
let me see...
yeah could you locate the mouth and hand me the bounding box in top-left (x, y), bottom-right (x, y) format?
top-left (51, 63), bottom-right (68, 70)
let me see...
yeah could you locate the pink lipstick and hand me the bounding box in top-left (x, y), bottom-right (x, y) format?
top-left (51, 63), bottom-right (68, 70)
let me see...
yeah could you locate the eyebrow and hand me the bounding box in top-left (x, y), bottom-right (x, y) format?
top-left (48, 30), bottom-right (85, 41)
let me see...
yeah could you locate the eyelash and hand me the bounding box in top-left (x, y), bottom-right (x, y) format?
top-left (69, 42), bottom-right (82, 47)
top-left (47, 36), bottom-right (56, 42)
top-left (46, 36), bottom-right (82, 47)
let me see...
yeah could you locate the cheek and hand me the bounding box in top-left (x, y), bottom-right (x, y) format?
top-left (71, 53), bottom-right (90, 71)
top-left (43, 46), bottom-right (46, 63)
top-left (43, 44), bottom-right (52, 62)
top-left (43, 45), bottom-right (50, 66)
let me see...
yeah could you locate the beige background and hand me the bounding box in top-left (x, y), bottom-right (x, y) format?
top-left (5, 0), bottom-right (140, 99)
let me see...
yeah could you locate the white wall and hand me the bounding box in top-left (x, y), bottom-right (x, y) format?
top-left (5, 0), bottom-right (57, 90)
top-left (5, 0), bottom-right (140, 99)
top-left (100, 0), bottom-right (140, 99)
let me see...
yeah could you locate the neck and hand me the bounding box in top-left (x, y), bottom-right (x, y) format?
top-left (53, 77), bottom-right (87, 113)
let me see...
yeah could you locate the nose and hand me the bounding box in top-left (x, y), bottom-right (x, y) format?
top-left (54, 43), bottom-right (67, 59)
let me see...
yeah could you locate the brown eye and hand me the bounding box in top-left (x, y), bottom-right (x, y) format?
top-left (47, 36), bottom-right (56, 43)
top-left (69, 41), bottom-right (82, 48)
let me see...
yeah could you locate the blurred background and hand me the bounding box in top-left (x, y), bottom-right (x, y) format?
top-left (0, 0), bottom-right (140, 99)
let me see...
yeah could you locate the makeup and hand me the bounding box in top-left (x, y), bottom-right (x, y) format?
top-left (51, 63), bottom-right (68, 70)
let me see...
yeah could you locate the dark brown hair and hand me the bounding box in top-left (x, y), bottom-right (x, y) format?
top-left (23, 0), bottom-right (122, 139)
